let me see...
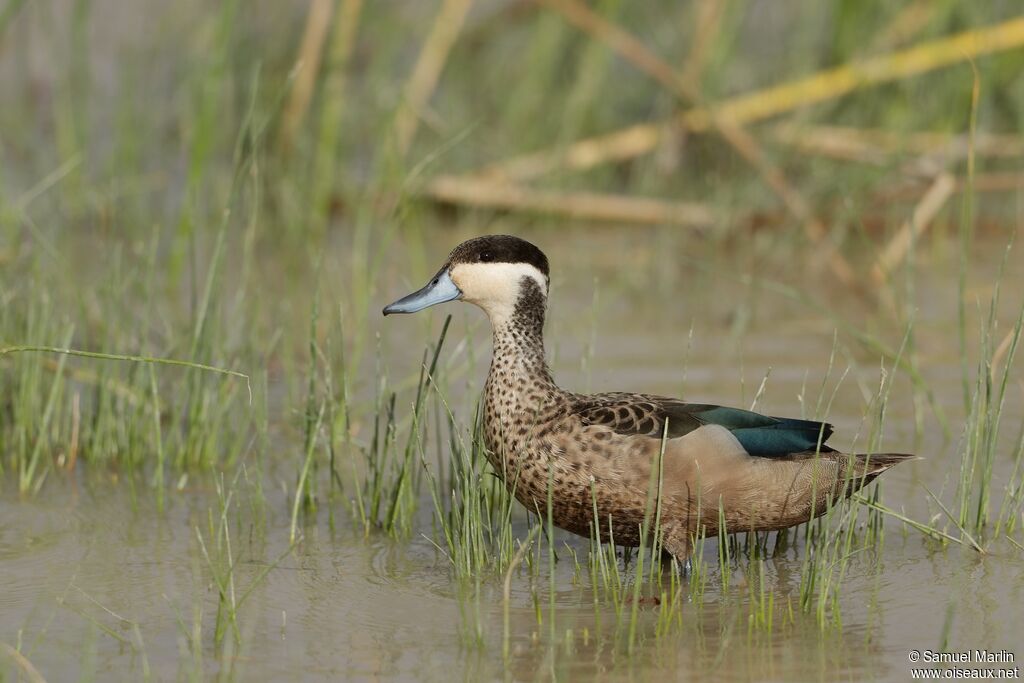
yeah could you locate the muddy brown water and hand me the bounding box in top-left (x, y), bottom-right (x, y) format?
top-left (3, 232), bottom-right (1023, 681)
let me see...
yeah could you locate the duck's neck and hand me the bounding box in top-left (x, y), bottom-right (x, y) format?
top-left (485, 280), bottom-right (560, 415)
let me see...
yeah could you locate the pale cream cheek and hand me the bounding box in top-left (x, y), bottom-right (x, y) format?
top-left (450, 263), bottom-right (546, 324)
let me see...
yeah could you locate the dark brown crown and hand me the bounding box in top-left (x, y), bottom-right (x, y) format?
top-left (448, 235), bottom-right (549, 277)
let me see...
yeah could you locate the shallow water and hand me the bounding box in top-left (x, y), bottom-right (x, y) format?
top-left (3, 232), bottom-right (1024, 681)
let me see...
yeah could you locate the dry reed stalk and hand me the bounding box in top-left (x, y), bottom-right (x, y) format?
top-left (871, 0), bottom-right (936, 51)
top-left (539, 0), bottom-right (689, 97)
top-left (654, 0), bottom-right (724, 173)
top-left (320, 0), bottom-right (364, 113)
top-left (311, 0), bottom-right (364, 219)
top-left (67, 391), bottom-right (80, 471)
top-left (771, 124), bottom-right (1024, 165)
top-left (476, 16), bottom-right (1024, 182)
top-left (957, 172), bottom-right (1024, 193)
top-left (990, 328), bottom-right (1020, 387)
top-left (874, 172), bottom-right (1024, 204)
top-left (713, 116), bottom-right (859, 288)
top-left (688, 17), bottom-right (1024, 134)
top-left (477, 121), bottom-right (667, 180)
top-left (0, 643), bottom-right (47, 683)
top-left (679, 0), bottom-right (725, 93)
top-left (393, 0), bottom-right (474, 156)
top-left (871, 172), bottom-right (955, 285)
top-left (770, 124), bottom-right (891, 165)
top-left (540, 0), bottom-right (860, 289)
top-left (280, 0), bottom-right (335, 149)
top-left (423, 175), bottom-right (716, 226)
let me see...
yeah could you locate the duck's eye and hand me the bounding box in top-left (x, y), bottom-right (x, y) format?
top-left (479, 250), bottom-right (494, 263)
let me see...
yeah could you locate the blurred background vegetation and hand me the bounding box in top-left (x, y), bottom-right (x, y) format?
top-left (3, 1), bottom-right (1022, 242)
top-left (0, 0), bottom-right (1022, 487)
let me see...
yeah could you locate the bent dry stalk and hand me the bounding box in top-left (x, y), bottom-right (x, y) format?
top-left (0, 346), bottom-right (251, 401)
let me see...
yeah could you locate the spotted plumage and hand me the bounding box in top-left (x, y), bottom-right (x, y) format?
top-left (384, 235), bottom-right (914, 560)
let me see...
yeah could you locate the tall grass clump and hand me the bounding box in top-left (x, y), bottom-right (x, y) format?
top-left (955, 246), bottom-right (1024, 539)
top-left (0, 1), bottom-right (278, 496)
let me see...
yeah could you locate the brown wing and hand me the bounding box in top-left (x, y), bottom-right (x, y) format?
top-left (570, 393), bottom-right (834, 456)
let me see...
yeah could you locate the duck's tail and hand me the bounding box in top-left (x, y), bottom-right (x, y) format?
top-left (849, 452), bottom-right (918, 488)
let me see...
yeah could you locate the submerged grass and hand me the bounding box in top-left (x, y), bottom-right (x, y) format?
top-left (195, 469), bottom-right (292, 653)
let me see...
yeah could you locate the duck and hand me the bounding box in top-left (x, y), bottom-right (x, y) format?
top-left (383, 234), bottom-right (912, 561)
